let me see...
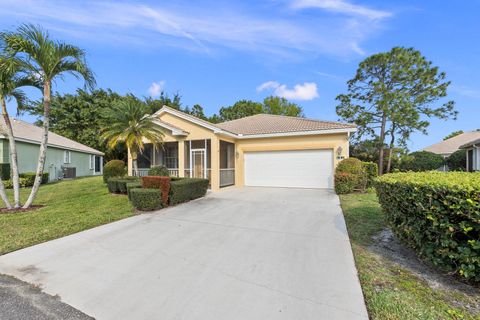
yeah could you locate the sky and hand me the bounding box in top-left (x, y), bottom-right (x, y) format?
top-left (0, 0), bottom-right (479, 151)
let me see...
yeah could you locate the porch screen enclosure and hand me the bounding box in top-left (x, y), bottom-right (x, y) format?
top-left (219, 140), bottom-right (235, 187)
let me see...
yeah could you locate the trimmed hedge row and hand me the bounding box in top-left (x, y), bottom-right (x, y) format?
top-left (169, 178), bottom-right (209, 205)
top-left (127, 182), bottom-right (142, 200)
top-left (130, 188), bottom-right (162, 211)
top-left (107, 175), bottom-right (209, 211)
top-left (2, 172), bottom-right (50, 189)
top-left (107, 177), bottom-right (140, 194)
top-left (375, 172), bottom-right (480, 281)
top-left (142, 176), bottom-right (170, 206)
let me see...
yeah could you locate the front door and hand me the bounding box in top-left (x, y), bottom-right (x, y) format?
top-left (192, 150), bottom-right (205, 178)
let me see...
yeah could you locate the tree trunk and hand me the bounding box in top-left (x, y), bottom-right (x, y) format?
top-left (1, 97), bottom-right (20, 207)
top-left (23, 81), bottom-right (51, 209)
top-left (0, 97), bottom-right (13, 209)
top-left (131, 150), bottom-right (138, 176)
top-left (386, 126), bottom-right (396, 173)
top-left (378, 112), bottom-right (387, 175)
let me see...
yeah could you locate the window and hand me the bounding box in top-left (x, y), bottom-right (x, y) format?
top-left (89, 155), bottom-right (94, 169)
top-left (63, 150), bottom-right (71, 164)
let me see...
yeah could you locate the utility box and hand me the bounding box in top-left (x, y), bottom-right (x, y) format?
top-left (63, 167), bottom-right (76, 179)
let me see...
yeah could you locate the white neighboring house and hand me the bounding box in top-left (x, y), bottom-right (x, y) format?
top-left (460, 138), bottom-right (480, 172)
top-left (422, 131), bottom-right (480, 171)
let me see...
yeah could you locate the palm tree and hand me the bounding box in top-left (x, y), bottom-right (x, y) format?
top-left (0, 56), bottom-right (40, 208)
top-left (1, 24), bottom-right (95, 208)
top-left (102, 99), bottom-right (165, 174)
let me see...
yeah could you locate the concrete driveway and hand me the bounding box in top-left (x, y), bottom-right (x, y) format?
top-left (0, 187), bottom-right (368, 320)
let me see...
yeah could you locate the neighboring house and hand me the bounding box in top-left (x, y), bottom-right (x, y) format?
top-left (422, 131), bottom-right (480, 171)
top-left (0, 119), bottom-right (104, 181)
top-left (129, 106), bottom-right (356, 190)
top-left (460, 138), bottom-right (480, 172)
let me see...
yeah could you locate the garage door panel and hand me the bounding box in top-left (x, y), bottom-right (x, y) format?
top-left (244, 150), bottom-right (333, 189)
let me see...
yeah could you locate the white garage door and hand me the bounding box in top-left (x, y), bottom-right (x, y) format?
top-left (244, 149), bottom-right (333, 189)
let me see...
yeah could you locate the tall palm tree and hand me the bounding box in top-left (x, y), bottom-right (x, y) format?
top-left (102, 99), bottom-right (165, 174)
top-left (1, 24), bottom-right (95, 208)
top-left (0, 55), bottom-right (40, 208)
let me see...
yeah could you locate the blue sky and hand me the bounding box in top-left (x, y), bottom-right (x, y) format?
top-left (0, 0), bottom-right (479, 151)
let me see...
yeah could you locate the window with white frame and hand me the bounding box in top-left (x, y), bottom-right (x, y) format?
top-left (63, 150), bottom-right (71, 164)
top-left (89, 155), bottom-right (94, 169)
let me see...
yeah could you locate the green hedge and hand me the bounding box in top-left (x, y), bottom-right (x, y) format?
top-left (148, 165), bottom-right (169, 176)
top-left (399, 151), bottom-right (444, 172)
top-left (0, 163), bottom-right (10, 180)
top-left (127, 182), bottom-right (142, 200)
top-left (107, 177), bottom-right (139, 194)
top-left (169, 178), bottom-right (209, 205)
top-left (130, 188), bottom-right (162, 211)
top-left (19, 172), bottom-right (49, 185)
top-left (2, 172), bottom-right (49, 189)
top-left (375, 172), bottom-right (480, 281)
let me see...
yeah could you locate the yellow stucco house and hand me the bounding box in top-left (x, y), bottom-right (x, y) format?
top-left (128, 106), bottom-right (356, 191)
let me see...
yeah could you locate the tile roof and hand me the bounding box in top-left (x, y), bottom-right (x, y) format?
top-left (423, 131), bottom-right (480, 155)
top-left (460, 137), bottom-right (480, 149)
top-left (215, 114), bottom-right (356, 136)
top-left (0, 118), bottom-right (104, 155)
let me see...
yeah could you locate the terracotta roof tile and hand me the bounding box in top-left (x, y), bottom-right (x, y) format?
top-left (215, 114), bottom-right (356, 135)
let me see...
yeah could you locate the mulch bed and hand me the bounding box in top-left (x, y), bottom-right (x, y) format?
top-left (0, 205), bottom-right (45, 214)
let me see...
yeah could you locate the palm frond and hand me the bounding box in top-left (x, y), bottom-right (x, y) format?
top-left (101, 99), bottom-right (165, 153)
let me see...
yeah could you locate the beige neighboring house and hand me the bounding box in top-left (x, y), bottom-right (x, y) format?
top-left (128, 106), bottom-right (356, 190)
top-left (422, 131), bottom-right (480, 171)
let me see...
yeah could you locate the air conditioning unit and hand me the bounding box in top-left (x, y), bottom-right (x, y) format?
top-left (63, 167), bottom-right (76, 179)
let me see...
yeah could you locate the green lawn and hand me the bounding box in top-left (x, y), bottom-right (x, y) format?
top-left (0, 176), bottom-right (134, 255)
top-left (340, 192), bottom-right (480, 320)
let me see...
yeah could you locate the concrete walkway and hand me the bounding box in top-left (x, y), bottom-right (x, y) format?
top-left (0, 187), bottom-right (368, 320)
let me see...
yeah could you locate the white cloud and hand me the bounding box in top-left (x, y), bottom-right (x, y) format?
top-left (451, 85), bottom-right (480, 99)
top-left (148, 81), bottom-right (165, 97)
top-left (257, 81), bottom-right (319, 100)
top-left (291, 0), bottom-right (391, 20)
top-left (0, 0), bottom-right (393, 58)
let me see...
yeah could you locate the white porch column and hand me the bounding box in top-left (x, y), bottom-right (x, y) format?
top-left (178, 140), bottom-right (185, 177)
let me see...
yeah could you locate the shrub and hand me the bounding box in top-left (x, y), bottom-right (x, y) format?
top-left (142, 176), bottom-right (170, 206)
top-left (148, 165), bottom-right (170, 176)
top-left (107, 178), bottom-right (117, 193)
top-left (334, 157), bottom-right (367, 194)
top-left (126, 182), bottom-right (142, 200)
top-left (0, 163), bottom-right (10, 180)
top-left (399, 151), bottom-right (444, 172)
top-left (130, 188), bottom-right (162, 211)
top-left (446, 149), bottom-right (466, 171)
top-left (169, 178), bottom-right (209, 205)
top-left (375, 172), bottom-right (480, 281)
top-left (334, 172), bottom-right (358, 194)
top-left (103, 160), bottom-right (125, 183)
top-left (19, 172), bottom-right (49, 185)
top-left (362, 161), bottom-right (378, 188)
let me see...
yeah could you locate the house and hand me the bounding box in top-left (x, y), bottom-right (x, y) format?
top-left (460, 138), bottom-right (480, 172)
top-left (422, 131), bottom-right (480, 171)
top-left (0, 119), bottom-right (104, 181)
top-left (129, 106), bottom-right (356, 190)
